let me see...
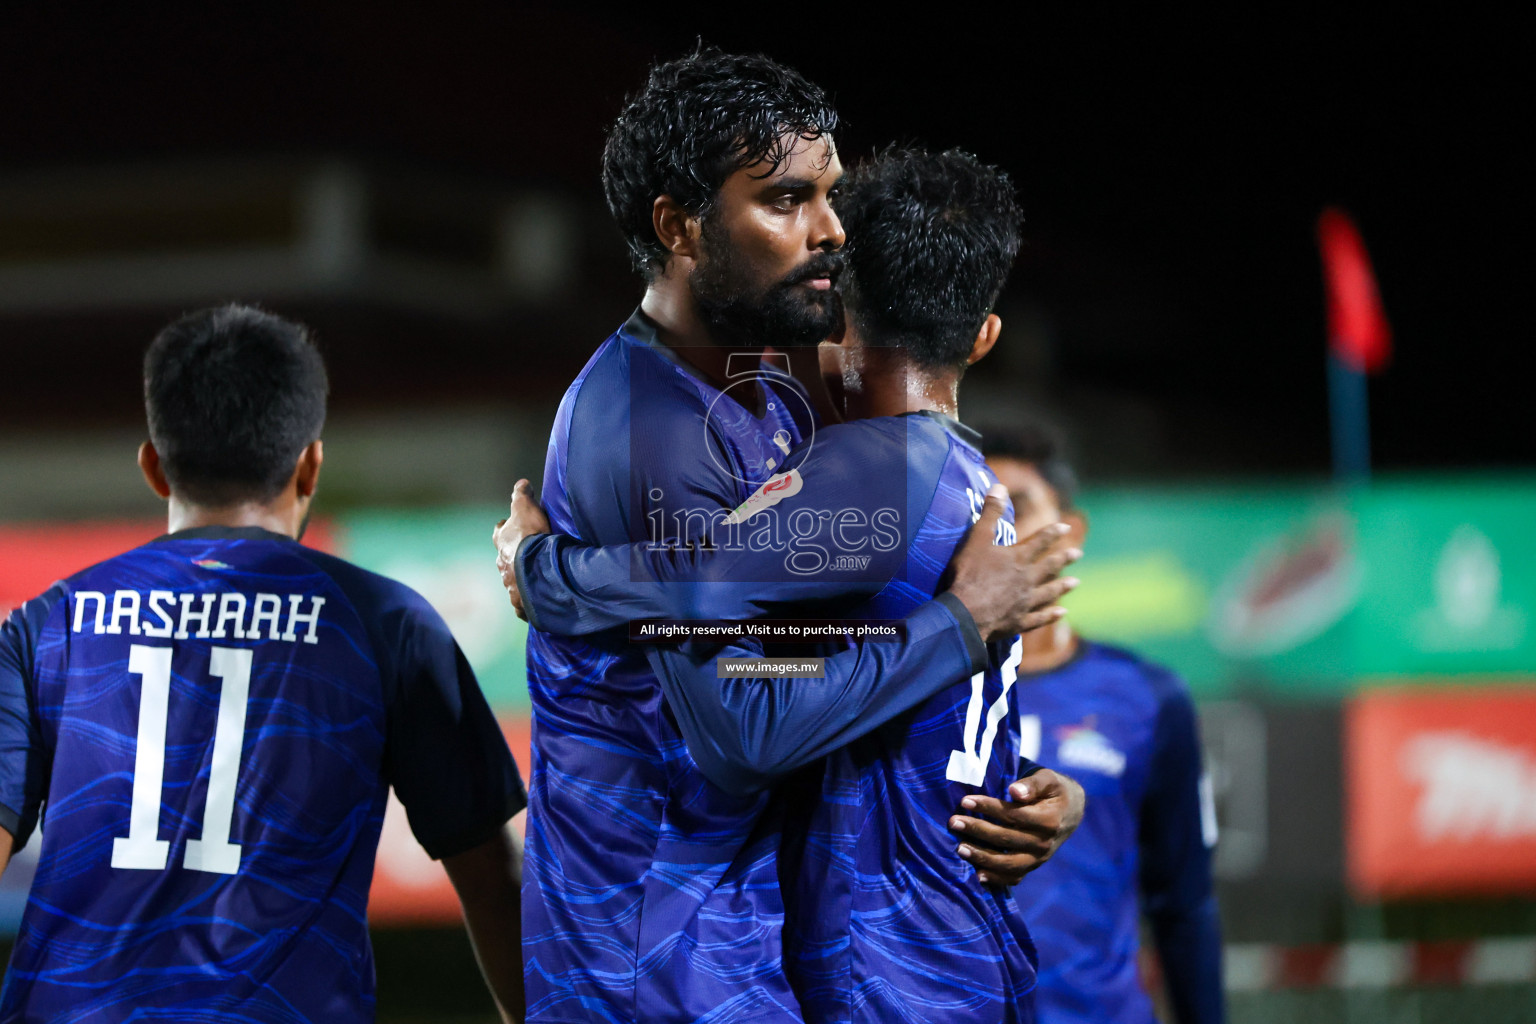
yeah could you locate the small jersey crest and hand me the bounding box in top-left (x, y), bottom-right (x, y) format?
top-left (723, 469), bottom-right (803, 526)
top-left (1055, 721), bottom-right (1127, 777)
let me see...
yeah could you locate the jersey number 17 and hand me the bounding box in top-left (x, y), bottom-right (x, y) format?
top-left (946, 636), bottom-right (1023, 786)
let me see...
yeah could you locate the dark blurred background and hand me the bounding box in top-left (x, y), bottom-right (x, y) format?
top-left (3, 7), bottom-right (1533, 1023)
top-left (2, 5), bottom-right (1529, 486)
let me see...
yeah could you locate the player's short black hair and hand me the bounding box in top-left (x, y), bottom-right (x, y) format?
top-left (981, 420), bottom-right (1079, 512)
top-left (838, 147), bottom-right (1023, 371)
top-left (602, 44), bottom-right (839, 281)
top-left (144, 304), bottom-right (328, 507)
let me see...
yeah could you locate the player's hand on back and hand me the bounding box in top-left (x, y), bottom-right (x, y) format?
top-left (492, 479), bottom-right (551, 621)
top-left (947, 769), bottom-right (1087, 887)
top-left (946, 483), bottom-right (1081, 641)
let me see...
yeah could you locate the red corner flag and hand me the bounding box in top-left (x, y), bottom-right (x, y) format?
top-left (1317, 207), bottom-right (1392, 373)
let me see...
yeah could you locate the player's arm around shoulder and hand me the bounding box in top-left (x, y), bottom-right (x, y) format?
top-left (503, 377), bottom-right (752, 631)
top-left (496, 419), bottom-right (913, 633)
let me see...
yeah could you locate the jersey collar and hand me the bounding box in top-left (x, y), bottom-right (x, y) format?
top-left (618, 307), bottom-right (703, 380)
top-left (905, 408), bottom-right (983, 449)
top-left (619, 306), bottom-right (661, 347)
top-left (151, 525), bottom-right (296, 544)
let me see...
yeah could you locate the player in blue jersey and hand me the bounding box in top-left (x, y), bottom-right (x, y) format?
top-left (0, 306), bottom-right (527, 1023)
top-left (985, 424), bottom-right (1225, 1024)
top-left (498, 148), bottom-right (1085, 1023)
top-left (501, 49), bottom-right (1079, 1024)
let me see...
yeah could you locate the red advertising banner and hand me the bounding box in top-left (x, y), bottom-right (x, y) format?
top-left (1347, 685), bottom-right (1536, 898)
top-left (0, 520), bottom-right (337, 617)
top-left (0, 521), bottom-right (164, 617)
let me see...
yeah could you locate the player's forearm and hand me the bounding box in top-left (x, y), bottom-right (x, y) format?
top-left (649, 597), bottom-right (987, 794)
top-left (464, 901), bottom-right (523, 1024)
top-left (0, 827), bottom-right (13, 877)
top-left (443, 824), bottom-right (526, 1023)
top-left (517, 532), bottom-right (889, 637)
top-left (1150, 896), bottom-right (1226, 1024)
top-left (517, 533), bottom-right (722, 635)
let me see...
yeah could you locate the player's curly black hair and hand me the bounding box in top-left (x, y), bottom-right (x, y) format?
top-left (837, 147), bottom-right (1023, 371)
top-left (602, 44), bottom-right (840, 281)
top-left (144, 304), bottom-right (328, 507)
top-left (980, 420), bottom-right (1080, 512)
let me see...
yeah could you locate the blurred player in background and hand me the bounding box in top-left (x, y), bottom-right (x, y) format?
top-left (507, 48), bottom-right (1077, 1022)
top-left (985, 424), bottom-right (1225, 1024)
top-left (500, 147), bottom-right (1083, 1022)
top-left (0, 306), bottom-right (526, 1023)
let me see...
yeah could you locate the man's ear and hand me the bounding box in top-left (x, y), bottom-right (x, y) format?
top-left (652, 195), bottom-right (702, 263)
top-left (967, 314), bottom-right (1002, 366)
top-left (1063, 509), bottom-right (1088, 549)
top-left (294, 440), bottom-right (323, 499)
top-left (138, 441), bottom-right (172, 499)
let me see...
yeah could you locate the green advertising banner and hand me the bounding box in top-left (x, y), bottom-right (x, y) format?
top-left (337, 506), bottom-right (530, 713)
top-left (1066, 475), bottom-right (1536, 696)
top-left (325, 475), bottom-right (1536, 707)
top-left (1060, 486), bottom-right (1354, 696)
top-left (1351, 478), bottom-right (1536, 678)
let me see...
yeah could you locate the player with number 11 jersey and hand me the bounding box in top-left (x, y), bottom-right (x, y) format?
top-left (0, 533), bottom-right (520, 1022)
top-left (0, 306), bottom-right (524, 1023)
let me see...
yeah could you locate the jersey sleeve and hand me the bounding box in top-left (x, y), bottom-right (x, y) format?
top-left (528, 384), bottom-right (747, 638)
top-left (646, 592), bottom-right (986, 796)
top-left (560, 370), bottom-right (742, 548)
top-left (514, 533), bottom-right (756, 635)
top-left (0, 584), bottom-right (65, 847)
top-left (374, 585), bottom-right (527, 860)
top-left (516, 421), bottom-right (912, 636)
top-left (1139, 672), bottom-right (1225, 1024)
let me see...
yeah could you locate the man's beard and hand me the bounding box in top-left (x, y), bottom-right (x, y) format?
top-left (690, 220), bottom-right (844, 348)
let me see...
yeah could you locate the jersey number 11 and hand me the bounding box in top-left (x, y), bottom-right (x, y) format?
top-left (110, 644), bottom-right (252, 875)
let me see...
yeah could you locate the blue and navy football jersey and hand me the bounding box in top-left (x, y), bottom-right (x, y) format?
top-left (1010, 643), bottom-right (1223, 1024)
top-left (523, 311), bottom-right (816, 1023)
top-left (0, 526), bottom-right (524, 1023)
top-left (516, 404), bottom-right (1030, 1022)
top-left (521, 313), bottom-right (987, 1022)
top-left (771, 412), bottom-right (1038, 1024)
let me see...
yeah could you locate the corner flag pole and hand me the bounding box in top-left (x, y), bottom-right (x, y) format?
top-left (1327, 352), bottom-right (1371, 482)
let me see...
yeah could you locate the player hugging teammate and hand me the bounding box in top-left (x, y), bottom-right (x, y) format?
top-left (491, 47), bottom-right (1086, 1024)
